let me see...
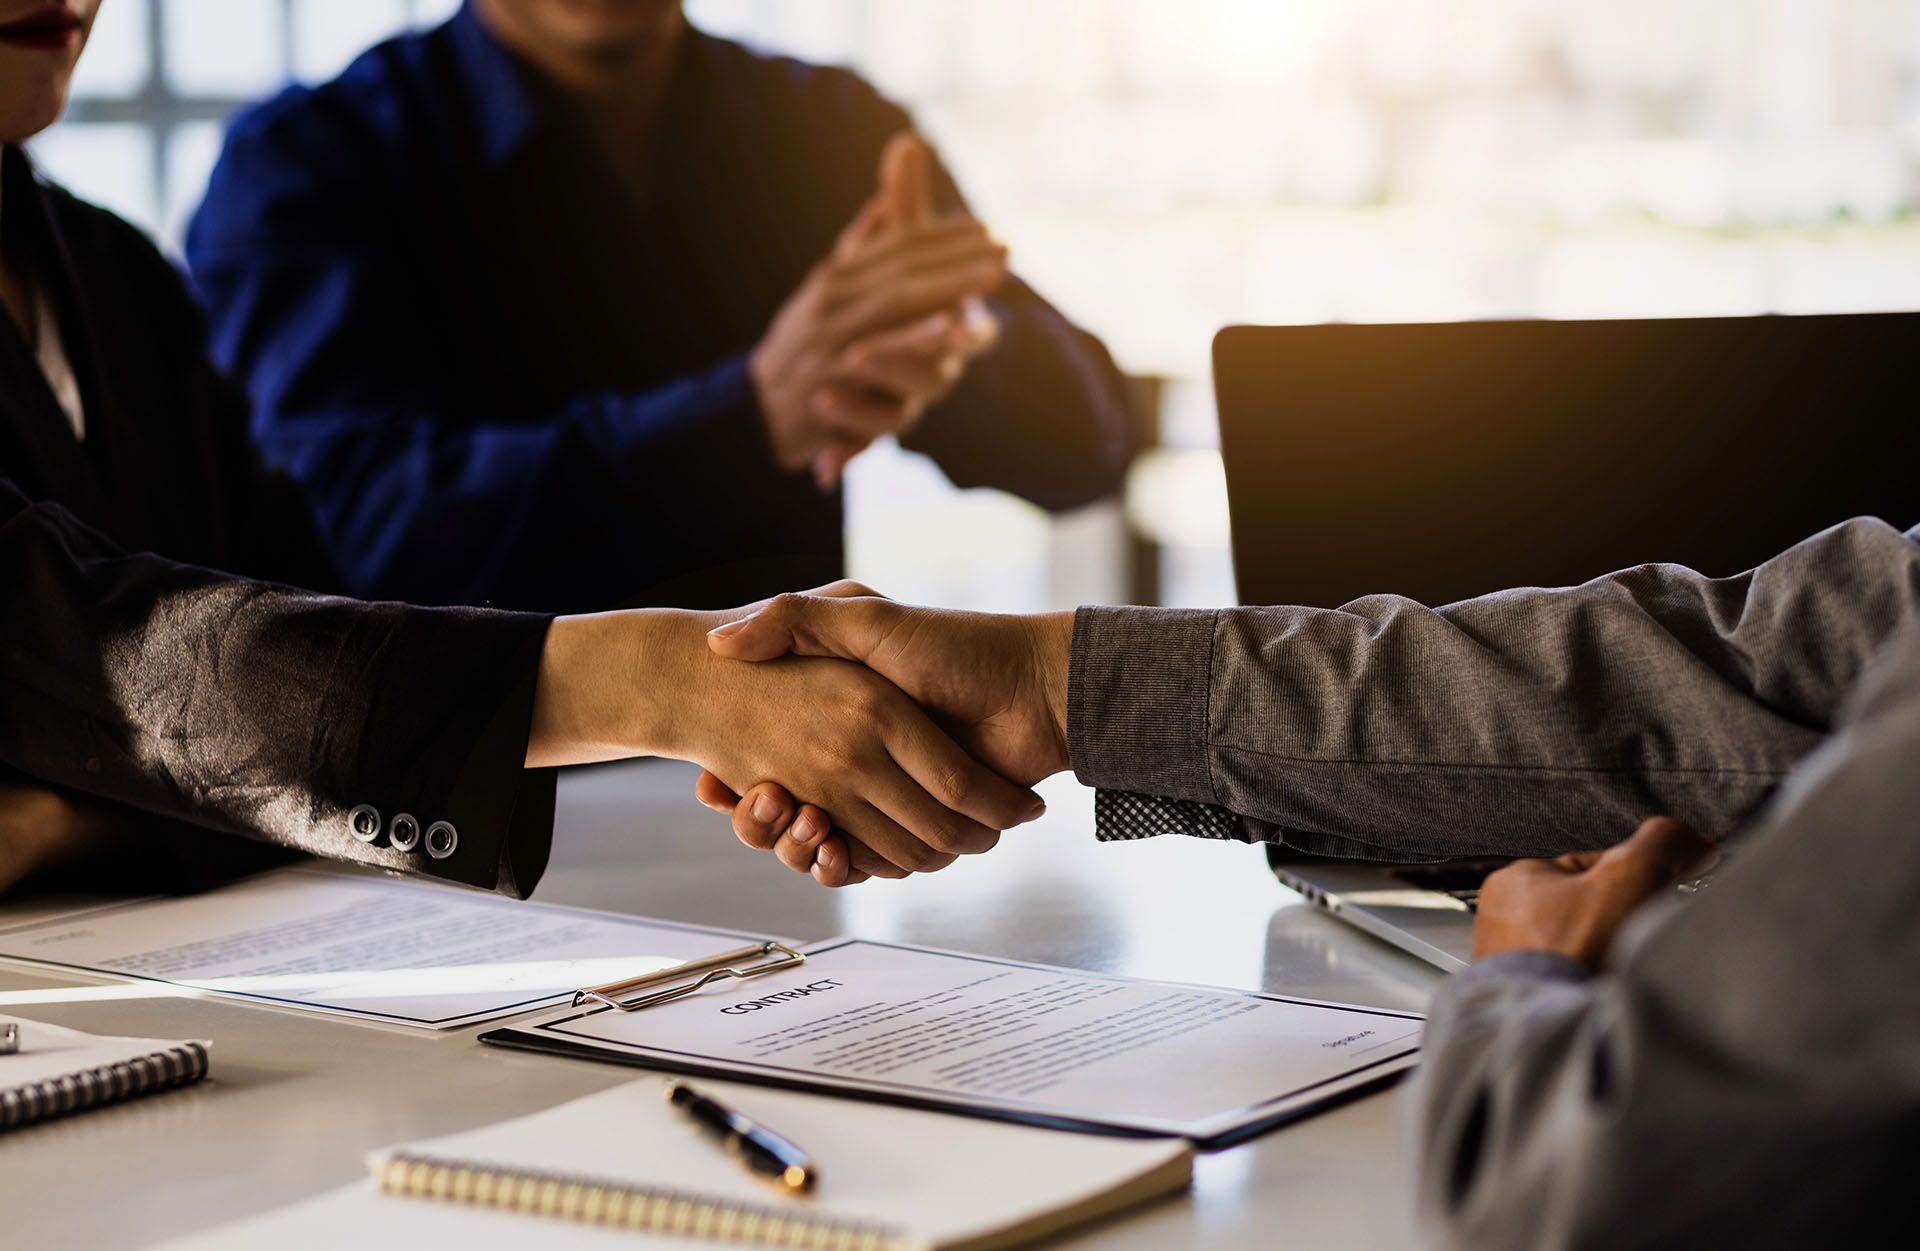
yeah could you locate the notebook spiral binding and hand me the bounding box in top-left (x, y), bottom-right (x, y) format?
top-left (375, 1152), bottom-right (911, 1251)
top-left (0, 1041), bottom-right (209, 1131)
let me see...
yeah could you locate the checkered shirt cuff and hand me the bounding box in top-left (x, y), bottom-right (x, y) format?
top-left (1094, 789), bottom-right (1242, 842)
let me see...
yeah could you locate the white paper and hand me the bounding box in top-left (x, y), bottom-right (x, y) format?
top-left (513, 939), bottom-right (1422, 1141)
top-left (0, 868), bottom-right (773, 1030)
top-left (0, 1014), bottom-right (208, 1090)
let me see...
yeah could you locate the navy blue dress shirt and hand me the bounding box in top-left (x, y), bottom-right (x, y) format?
top-left (186, 6), bottom-right (1137, 613)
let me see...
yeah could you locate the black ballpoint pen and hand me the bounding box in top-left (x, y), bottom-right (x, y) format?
top-left (666, 1081), bottom-right (818, 1192)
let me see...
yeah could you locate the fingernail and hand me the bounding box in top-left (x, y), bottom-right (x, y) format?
top-left (708, 619), bottom-right (747, 639)
top-left (793, 812), bottom-right (825, 846)
top-left (1025, 798), bottom-right (1047, 822)
top-left (751, 793), bottom-right (780, 823)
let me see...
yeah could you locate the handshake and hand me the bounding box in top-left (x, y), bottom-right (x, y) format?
top-left (691, 583), bottom-right (1077, 888)
top-left (0, 582), bottom-right (1064, 897)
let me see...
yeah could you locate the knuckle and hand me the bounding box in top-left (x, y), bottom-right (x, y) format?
top-left (913, 845), bottom-right (959, 873)
top-left (919, 821), bottom-right (966, 856)
top-left (849, 843), bottom-right (906, 879)
top-left (1594, 846), bottom-right (1643, 878)
top-left (850, 681), bottom-right (893, 722)
top-left (896, 840), bottom-right (953, 873)
top-left (930, 764), bottom-right (974, 811)
top-left (910, 803), bottom-right (998, 857)
top-left (962, 828), bottom-right (1001, 856)
top-left (815, 736), bottom-right (861, 773)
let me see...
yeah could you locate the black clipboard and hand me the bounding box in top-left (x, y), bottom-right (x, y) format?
top-left (481, 938), bottom-right (1422, 1150)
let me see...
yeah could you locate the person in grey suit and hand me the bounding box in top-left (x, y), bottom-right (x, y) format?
top-left (693, 516), bottom-right (1920, 1246)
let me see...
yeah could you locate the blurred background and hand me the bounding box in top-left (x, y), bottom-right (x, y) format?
top-left (38, 0), bottom-right (1920, 612)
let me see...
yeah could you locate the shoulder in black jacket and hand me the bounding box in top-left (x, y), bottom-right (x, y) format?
top-left (0, 147), bottom-right (555, 896)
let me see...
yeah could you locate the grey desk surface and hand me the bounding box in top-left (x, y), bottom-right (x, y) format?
top-left (0, 759), bottom-right (1443, 1250)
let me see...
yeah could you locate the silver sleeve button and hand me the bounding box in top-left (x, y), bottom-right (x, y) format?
top-left (347, 804), bottom-right (382, 843)
top-left (424, 821), bottom-right (459, 860)
top-left (388, 813), bottom-right (421, 852)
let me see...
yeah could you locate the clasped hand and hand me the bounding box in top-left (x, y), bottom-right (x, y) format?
top-left (751, 133), bottom-right (1003, 490)
top-left (689, 583), bottom-right (1074, 886)
top-left (529, 601), bottom-right (1058, 881)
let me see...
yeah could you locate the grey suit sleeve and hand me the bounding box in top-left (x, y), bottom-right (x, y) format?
top-left (1407, 631), bottom-right (1920, 1250)
top-left (1068, 518), bottom-right (1920, 857)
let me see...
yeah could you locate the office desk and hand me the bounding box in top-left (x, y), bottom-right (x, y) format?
top-left (0, 759), bottom-right (1444, 1249)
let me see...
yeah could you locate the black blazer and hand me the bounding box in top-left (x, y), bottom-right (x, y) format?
top-left (0, 148), bottom-right (555, 896)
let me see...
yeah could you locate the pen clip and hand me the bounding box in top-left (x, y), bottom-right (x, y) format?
top-left (572, 941), bottom-right (806, 1012)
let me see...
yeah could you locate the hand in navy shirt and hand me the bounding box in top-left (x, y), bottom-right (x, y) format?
top-left (756, 132), bottom-right (1011, 490)
top-left (187, 5), bottom-right (1138, 614)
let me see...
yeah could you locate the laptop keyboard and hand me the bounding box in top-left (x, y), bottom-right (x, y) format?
top-left (1389, 860), bottom-right (1511, 912)
top-left (1389, 853), bottom-right (1724, 913)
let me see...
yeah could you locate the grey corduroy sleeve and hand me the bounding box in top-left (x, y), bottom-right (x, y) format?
top-left (1406, 631), bottom-right (1920, 1249)
top-left (1068, 517), bottom-right (1920, 858)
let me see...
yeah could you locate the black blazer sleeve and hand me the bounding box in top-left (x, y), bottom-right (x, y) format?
top-left (0, 476), bottom-right (558, 896)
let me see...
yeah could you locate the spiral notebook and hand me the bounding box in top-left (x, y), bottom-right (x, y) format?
top-left (155, 1078), bottom-right (1191, 1251)
top-left (364, 1079), bottom-right (1192, 1251)
top-left (0, 1014), bottom-right (209, 1132)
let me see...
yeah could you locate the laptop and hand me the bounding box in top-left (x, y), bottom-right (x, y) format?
top-left (1213, 313), bottom-right (1920, 970)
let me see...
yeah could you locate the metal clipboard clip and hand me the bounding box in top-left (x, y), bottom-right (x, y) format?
top-left (572, 941), bottom-right (806, 1013)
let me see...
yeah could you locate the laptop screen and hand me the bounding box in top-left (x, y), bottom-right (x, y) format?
top-left (1214, 314), bottom-right (1920, 610)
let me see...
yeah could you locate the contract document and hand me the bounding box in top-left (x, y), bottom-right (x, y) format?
top-left (0, 867), bottom-right (773, 1030)
top-left (482, 938), bottom-right (1423, 1145)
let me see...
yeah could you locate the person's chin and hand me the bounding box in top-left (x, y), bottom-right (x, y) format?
top-left (0, 87), bottom-right (69, 145)
top-left (0, 45), bottom-right (75, 142)
top-left (552, 0), bottom-right (680, 55)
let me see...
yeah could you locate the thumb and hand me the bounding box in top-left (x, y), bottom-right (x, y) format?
top-left (879, 131), bottom-right (933, 228)
top-left (707, 592), bottom-right (894, 665)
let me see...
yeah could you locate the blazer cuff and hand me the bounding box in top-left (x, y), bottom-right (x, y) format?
top-left (313, 605), bottom-right (557, 895)
top-left (1068, 606), bottom-right (1221, 803)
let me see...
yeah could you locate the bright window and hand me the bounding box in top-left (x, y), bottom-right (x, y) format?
top-left (38, 0), bottom-right (1920, 612)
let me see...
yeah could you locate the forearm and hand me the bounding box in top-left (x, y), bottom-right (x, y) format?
top-left (527, 607), bottom-right (742, 768)
top-left (258, 361), bottom-right (814, 607)
top-left (1067, 519), bottom-right (1920, 856)
top-left (2, 483), bottom-right (556, 894)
